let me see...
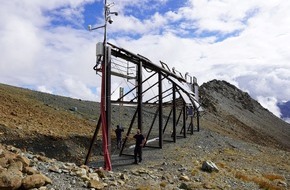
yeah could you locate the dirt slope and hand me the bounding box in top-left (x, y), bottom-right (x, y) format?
top-left (0, 83), bottom-right (97, 163)
top-left (1, 80), bottom-right (290, 161)
top-left (0, 81), bottom-right (290, 189)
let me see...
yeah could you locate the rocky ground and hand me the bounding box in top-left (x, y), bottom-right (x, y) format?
top-left (1, 127), bottom-right (289, 190)
top-left (1, 81), bottom-right (290, 190)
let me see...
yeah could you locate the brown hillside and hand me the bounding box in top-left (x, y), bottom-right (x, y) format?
top-left (0, 81), bottom-right (290, 190)
top-left (0, 83), bottom-right (97, 163)
top-left (1, 80), bottom-right (290, 162)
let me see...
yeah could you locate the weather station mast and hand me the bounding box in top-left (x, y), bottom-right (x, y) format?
top-left (86, 0), bottom-right (118, 171)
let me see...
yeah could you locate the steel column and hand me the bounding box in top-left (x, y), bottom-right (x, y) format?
top-left (101, 47), bottom-right (112, 170)
top-left (106, 47), bottom-right (112, 158)
top-left (172, 83), bottom-right (176, 143)
top-left (163, 109), bottom-right (172, 134)
top-left (145, 108), bottom-right (159, 147)
top-left (137, 61), bottom-right (143, 132)
top-left (158, 72), bottom-right (163, 148)
top-left (119, 107), bottom-right (138, 156)
top-left (84, 115), bottom-right (101, 165)
top-left (197, 109), bottom-right (200, 132)
top-left (183, 103), bottom-right (186, 138)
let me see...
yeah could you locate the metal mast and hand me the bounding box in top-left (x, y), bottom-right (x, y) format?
top-left (86, 0), bottom-right (117, 171)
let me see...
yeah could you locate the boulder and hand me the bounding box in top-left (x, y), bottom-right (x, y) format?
top-left (6, 146), bottom-right (21, 154)
top-left (120, 173), bottom-right (128, 181)
top-left (80, 164), bottom-right (89, 172)
top-left (22, 173), bottom-right (52, 189)
top-left (23, 166), bottom-right (40, 175)
top-left (81, 174), bottom-right (90, 181)
top-left (162, 173), bottom-right (174, 184)
top-left (0, 169), bottom-right (23, 190)
top-left (159, 181), bottom-right (167, 188)
top-left (48, 165), bottom-right (62, 173)
top-left (0, 166), bottom-right (5, 173)
top-left (201, 161), bottom-right (219, 173)
top-left (16, 155), bottom-right (30, 168)
top-left (203, 182), bottom-right (215, 189)
top-left (117, 179), bottom-right (125, 186)
top-left (179, 175), bottom-right (190, 181)
top-left (75, 168), bottom-right (87, 177)
top-left (8, 161), bottom-right (23, 172)
top-left (0, 152), bottom-right (17, 168)
top-left (95, 169), bottom-right (106, 178)
top-left (37, 155), bottom-right (51, 163)
top-left (0, 157), bottom-right (8, 168)
top-left (69, 107), bottom-right (78, 111)
top-left (276, 179), bottom-right (287, 188)
top-left (88, 179), bottom-right (105, 189)
top-left (179, 182), bottom-right (188, 189)
top-left (89, 173), bottom-right (100, 181)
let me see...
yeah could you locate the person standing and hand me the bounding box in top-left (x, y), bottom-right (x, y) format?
top-left (133, 129), bottom-right (146, 164)
top-left (115, 125), bottom-right (124, 149)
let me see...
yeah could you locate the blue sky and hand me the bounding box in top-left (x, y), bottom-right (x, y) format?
top-left (0, 0), bottom-right (290, 122)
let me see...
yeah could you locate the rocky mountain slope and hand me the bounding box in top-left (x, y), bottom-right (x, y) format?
top-left (0, 81), bottom-right (290, 190)
top-left (199, 79), bottom-right (290, 152)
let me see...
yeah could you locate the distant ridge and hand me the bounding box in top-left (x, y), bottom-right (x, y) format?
top-left (200, 79), bottom-right (290, 152)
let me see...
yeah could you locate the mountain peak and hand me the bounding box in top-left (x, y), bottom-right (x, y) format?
top-left (200, 79), bottom-right (256, 113)
top-left (199, 79), bottom-right (290, 152)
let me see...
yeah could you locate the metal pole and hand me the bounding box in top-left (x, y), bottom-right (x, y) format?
top-left (119, 106), bottom-right (138, 156)
top-left (172, 83), bottom-right (176, 143)
top-left (145, 108), bottom-right (159, 146)
top-left (101, 0), bottom-right (112, 171)
top-left (137, 61), bottom-right (143, 132)
top-left (84, 115), bottom-right (102, 165)
top-left (103, 0), bottom-right (107, 49)
top-left (87, 0), bottom-right (117, 170)
top-left (158, 72), bottom-right (163, 148)
top-left (183, 102), bottom-right (186, 138)
top-left (197, 109), bottom-right (200, 132)
top-left (163, 109), bottom-right (172, 134)
top-left (106, 47), bottom-right (112, 159)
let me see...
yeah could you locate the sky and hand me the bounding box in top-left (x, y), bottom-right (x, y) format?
top-left (0, 0), bottom-right (290, 121)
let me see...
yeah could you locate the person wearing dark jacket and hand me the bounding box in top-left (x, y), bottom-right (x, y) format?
top-left (115, 125), bottom-right (124, 149)
top-left (133, 129), bottom-right (146, 164)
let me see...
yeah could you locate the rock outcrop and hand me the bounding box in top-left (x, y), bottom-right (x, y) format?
top-left (0, 145), bottom-right (51, 190)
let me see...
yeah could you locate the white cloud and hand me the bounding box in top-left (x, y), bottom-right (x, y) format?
top-left (1, 0), bottom-right (290, 120)
top-left (110, 0), bottom-right (290, 118)
top-left (111, 12), bottom-right (172, 35)
top-left (0, 0), bottom-right (100, 101)
top-left (284, 118), bottom-right (290, 124)
top-left (37, 85), bottom-right (53, 94)
top-left (256, 96), bottom-right (281, 117)
top-left (62, 78), bottom-right (98, 100)
top-left (179, 0), bottom-right (248, 33)
top-left (115, 0), bottom-right (168, 12)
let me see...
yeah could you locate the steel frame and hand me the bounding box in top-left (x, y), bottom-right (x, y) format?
top-left (85, 43), bottom-right (201, 168)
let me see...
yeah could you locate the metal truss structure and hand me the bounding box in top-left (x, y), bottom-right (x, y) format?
top-left (84, 42), bottom-right (202, 170)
